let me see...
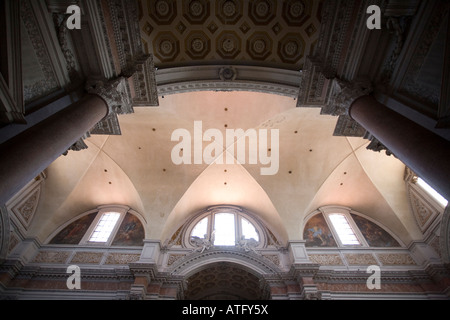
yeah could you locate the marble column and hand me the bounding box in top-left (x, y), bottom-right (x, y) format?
top-left (0, 94), bottom-right (108, 205)
top-left (0, 77), bottom-right (132, 205)
top-left (349, 94), bottom-right (450, 202)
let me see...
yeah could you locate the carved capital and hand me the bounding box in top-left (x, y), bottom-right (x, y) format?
top-left (322, 78), bottom-right (373, 117)
top-left (63, 134), bottom-right (90, 156)
top-left (364, 132), bottom-right (394, 157)
top-left (86, 77), bottom-right (134, 117)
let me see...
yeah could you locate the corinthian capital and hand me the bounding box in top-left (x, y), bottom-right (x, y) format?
top-left (322, 78), bottom-right (373, 117)
top-left (86, 77), bottom-right (134, 116)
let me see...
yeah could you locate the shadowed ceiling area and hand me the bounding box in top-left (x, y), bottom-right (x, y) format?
top-left (184, 262), bottom-right (266, 300)
top-left (139, 0), bottom-right (323, 70)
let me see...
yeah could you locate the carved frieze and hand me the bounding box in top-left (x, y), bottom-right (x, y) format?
top-left (70, 252), bottom-right (104, 264)
top-left (308, 254), bottom-right (344, 266)
top-left (21, 0), bottom-right (61, 104)
top-left (344, 253), bottom-right (377, 266)
top-left (32, 251), bottom-right (71, 264)
top-left (377, 253), bottom-right (416, 266)
top-left (104, 253), bottom-right (140, 265)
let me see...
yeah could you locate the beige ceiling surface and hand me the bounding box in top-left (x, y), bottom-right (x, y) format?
top-left (33, 91), bottom-right (418, 245)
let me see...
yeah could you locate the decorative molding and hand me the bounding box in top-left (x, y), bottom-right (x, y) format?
top-left (376, 253), bottom-right (416, 266)
top-left (0, 0), bottom-right (25, 125)
top-left (398, 2), bottom-right (448, 109)
top-left (0, 206), bottom-right (11, 262)
top-left (167, 254), bottom-right (186, 266)
top-left (104, 253), bottom-right (140, 265)
top-left (168, 247), bottom-right (283, 276)
top-left (333, 115), bottom-right (367, 137)
top-left (11, 186), bottom-right (41, 229)
top-left (405, 167), bottom-right (445, 235)
top-left (308, 254), bottom-right (344, 266)
top-left (130, 54), bottom-right (159, 107)
top-left (297, 0), bottom-right (359, 107)
top-left (20, 0), bottom-right (61, 104)
top-left (156, 65), bottom-right (302, 98)
top-left (70, 252), bottom-right (104, 264)
top-left (32, 251), bottom-right (71, 264)
top-left (439, 206), bottom-right (450, 264)
top-left (6, 173), bottom-right (46, 233)
top-left (344, 253), bottom-right (377, 266)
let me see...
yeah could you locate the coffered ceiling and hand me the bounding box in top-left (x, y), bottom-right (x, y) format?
top-left (138, 0), bottom-right (323, 70)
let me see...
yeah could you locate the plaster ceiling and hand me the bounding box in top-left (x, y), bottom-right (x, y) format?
top-left (33, 91), bottom-right (420, 246)
top-left (138, 0), bottom-right (323, 70)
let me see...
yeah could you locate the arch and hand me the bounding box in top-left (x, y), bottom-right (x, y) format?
top-left (156, 65), bottom-right (302, 98)
top-left (183, 261), bottom-right (270, 300)
top-left (168, 247), bottom-right (283, 300)
top-left (168, 248), bottom-right (283, 278)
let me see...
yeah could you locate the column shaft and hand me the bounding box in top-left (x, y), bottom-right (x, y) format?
top-left (350, 95), bottom-right (450, 201)
top-left (0, 94), bottom-right (108, 205)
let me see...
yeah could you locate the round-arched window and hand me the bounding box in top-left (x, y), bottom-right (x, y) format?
top-left (186, 206), bottom-right (264, 249)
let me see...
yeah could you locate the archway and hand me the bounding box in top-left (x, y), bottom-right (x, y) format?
top-left (183, 262), bottom-right (269, 300)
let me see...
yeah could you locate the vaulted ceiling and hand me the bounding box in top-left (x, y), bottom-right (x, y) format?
top-left (33, 90), bottom-right (418, 247)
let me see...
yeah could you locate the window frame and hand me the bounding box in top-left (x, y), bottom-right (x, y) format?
top-left (320, 207), bottom-right (369, 248)
top-left (415, 177), bottom-right (448, 208)
top-left (79, 205), bottom-right (129, 247)
top-left (184, 206), bottom-right (266, 249)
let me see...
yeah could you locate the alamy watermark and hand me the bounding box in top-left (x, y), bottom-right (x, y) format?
top-left (366, 265), bottom-right (381, 290)
top-left (366, 5), bottom-right (382, 30)
top-left (171, 121), bottom-right (279, 176)
top-left (66, 5), bottom-right (81, 30)
top-left (66, 265), bottom-right (81, 290)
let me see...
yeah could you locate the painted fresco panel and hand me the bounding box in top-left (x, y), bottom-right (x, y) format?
top-left (351, 214), bottom-right (400, 247)
top-left (112, 213), bottom-right (145, 246)
top-left (49, 213), bottom-right (96, 245)
top-left (304, 213), bottom-right (337, 247)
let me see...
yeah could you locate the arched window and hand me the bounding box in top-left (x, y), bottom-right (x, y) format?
top-left (48, 205), bottom-right (145, 247)
top-left (189, 208), bottom-right (261, 247)
top-left (304, 206), bottom-right (401, 248)
top-left (164, 205), bottom-right (287, 252)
